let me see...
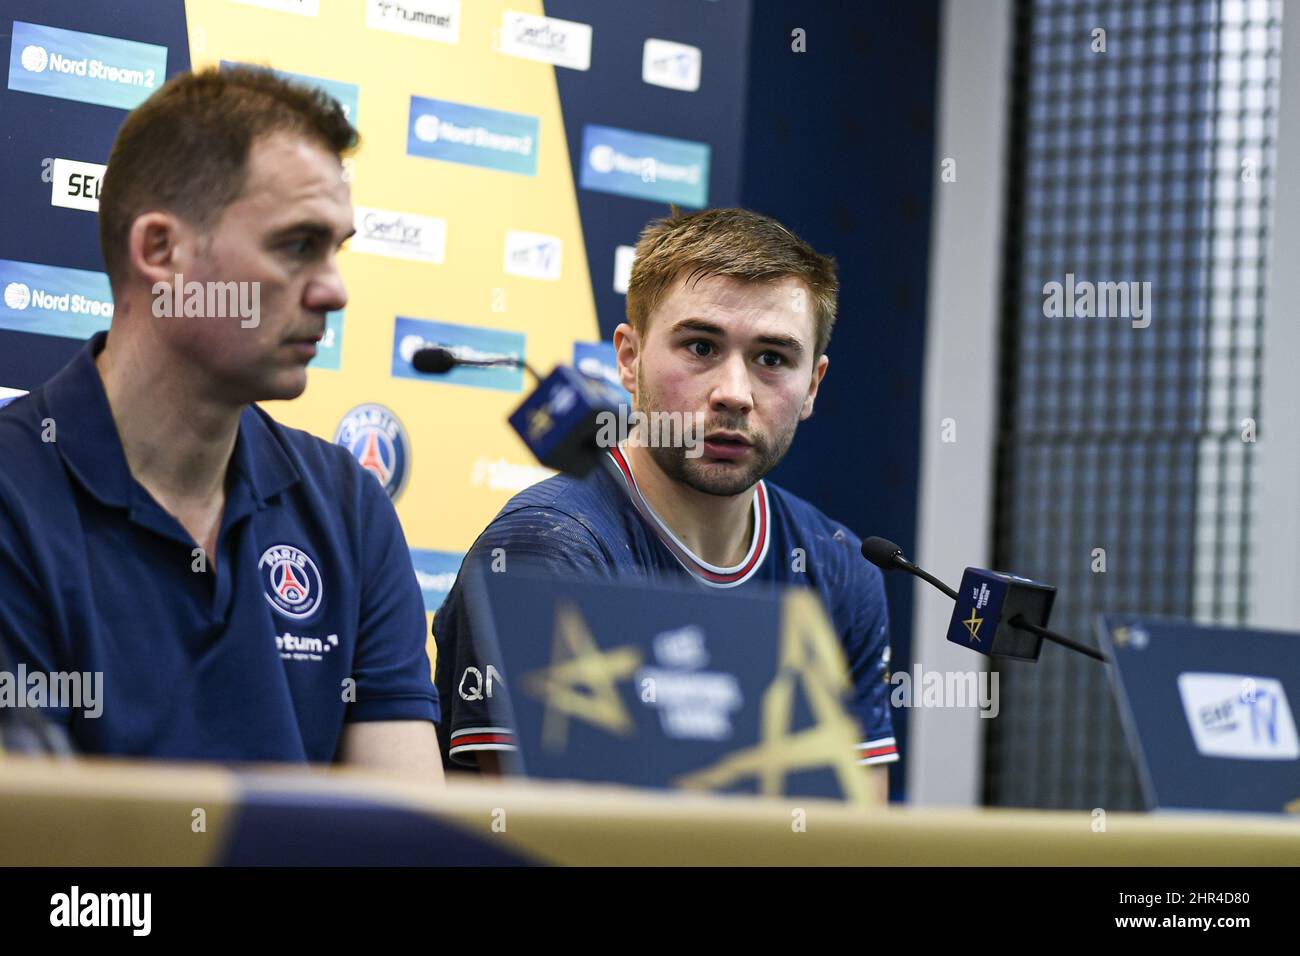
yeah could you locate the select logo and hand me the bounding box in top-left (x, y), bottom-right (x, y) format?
top-left (366, 0), bottom-right (459, 44)
top-left (407, 96), bottom-right (539, 176)
top-left (0, 259), bottom-right (113, 340)
top-left (504, 231), bottom-right (561, 281)
top-left (642, 38), bottom-right (701, 92)
top-left (499, 11), bottom-right (592, 71)
top-left (580, 124), bottom-right (709, 208)
top-left (50, 158), bottom-right (107, 212)
top-left (8, 21), bottom-right (167, 110)
top-left (353, 206), bottom-right (447, 264)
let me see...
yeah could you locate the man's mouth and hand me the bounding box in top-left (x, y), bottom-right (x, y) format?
top-left (701, 431), bottom-right (754, 460)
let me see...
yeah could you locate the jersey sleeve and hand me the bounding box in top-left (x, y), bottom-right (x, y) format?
top-left (843, 560), bottom-right (899, 766)
top-left (433, 505), bottom-right (614, 768)
top-left (347, 465), bottom-right (440, 727)
top-left (0, 467), bottom-right (77, 746)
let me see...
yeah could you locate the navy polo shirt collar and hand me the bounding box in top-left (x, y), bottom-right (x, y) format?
top-left (44, 332), bottom-right (302, 516)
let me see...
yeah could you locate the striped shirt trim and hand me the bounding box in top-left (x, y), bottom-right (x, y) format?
top-left (605, 446), bottom-right (770, 588)
top-left (449, 726), bottom-right (517, 756)
top-left (857, 737), bottom-right (899, 765)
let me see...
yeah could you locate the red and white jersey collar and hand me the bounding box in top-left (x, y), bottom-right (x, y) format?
top-left (606, 445), bottom-right (770, 588)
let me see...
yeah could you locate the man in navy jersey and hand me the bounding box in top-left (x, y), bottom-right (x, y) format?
top-left (0, 68), bottom-right (441, 774)
top-left (434, 208), bottom-right (896, 796)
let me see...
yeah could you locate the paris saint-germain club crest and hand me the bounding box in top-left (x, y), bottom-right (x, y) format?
top-left (259, 544), bottom-right (324, 621)
top-left (333, 403), bottom-right (410, 500)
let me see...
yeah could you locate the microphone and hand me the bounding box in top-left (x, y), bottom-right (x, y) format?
top-left (862, 536), bottom-right (958, 600)
top-left (412, 346), bottom-right (540, 379)
top-left (409, 344), bottom-right (625, 477)
top-left (411, 347), bottom-right (458, 374)
top-left (861, 537), bottom-right (1104, 663)
top-left (508, 365), bottom-right (625, 477)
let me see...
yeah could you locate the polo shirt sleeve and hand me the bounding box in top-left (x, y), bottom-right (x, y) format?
top-left (0, 472), bottom-right (70, 727)
top-left (347, 466), bottom-right (440, 726)
top-left (433, 506), bottom-right (613, 768)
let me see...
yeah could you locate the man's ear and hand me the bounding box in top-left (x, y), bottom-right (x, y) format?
top-left (127, 211), bottom-right (187, 290)
top-left (613, 322), bottom-right (641, 398)
top-left (800, 353), bottom-right (830, 421)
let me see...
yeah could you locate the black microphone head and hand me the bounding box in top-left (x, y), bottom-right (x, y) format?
top-left (861, 536), bottom-right (905, 570)
top-left (412, 347), bottom-right (457, 374)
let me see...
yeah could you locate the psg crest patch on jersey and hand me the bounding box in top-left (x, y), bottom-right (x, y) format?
top-left (333, 403), bottom-right (410, 500)
top-left (259, 544), bottom-right (325, 621)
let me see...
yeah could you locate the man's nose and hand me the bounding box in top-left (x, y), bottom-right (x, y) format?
top-left (305, 256), bottom-right (348, 313)
top-left (710, 353), bottom-right (754, 414)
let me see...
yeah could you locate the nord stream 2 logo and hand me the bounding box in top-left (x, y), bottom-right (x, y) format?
top-left (0, 259), bottom-right (114, 341)
top-left (7, 21), bottom-right (167, 111)
top-left (580, 124), bottom-right (710, 209)
top-left (406, 96), bottom-right (539, 176)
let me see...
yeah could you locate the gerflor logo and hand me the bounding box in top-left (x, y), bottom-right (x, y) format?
top-left (352, 206), bottom-right (446, 264)
top-left (499, 11), bottom-right (591, 71)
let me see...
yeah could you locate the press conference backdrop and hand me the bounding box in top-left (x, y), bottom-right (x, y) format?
top-left (0, 0), bottom-right (750, 653)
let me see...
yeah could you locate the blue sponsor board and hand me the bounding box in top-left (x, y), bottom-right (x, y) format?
top-left (407, 96), bottom-right (539, 176)
top-left (8, 21), bottom-right (167, 111)
top-left (0, 259), bottom-right (113, 340)
top-left (579, 124), bottom-right (710, 208)
top-left (410, 549), bottom-right (465, 614)
top-left (221, 60), bottom-right (359, 123)
top-left (310, 310), bottom-right (344, 371)
top-left (573, 340), bottom-right (630, 402)
top-left (392, 316), bottom-right (526, 393)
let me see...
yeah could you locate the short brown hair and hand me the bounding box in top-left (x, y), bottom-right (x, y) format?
top-left (626, 207), bottom-right (839, 357)
top-left (98, 65), bottom-right (358, 290)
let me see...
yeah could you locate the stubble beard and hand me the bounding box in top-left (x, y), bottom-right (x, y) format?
top-left (634, 363), bottom-right (798, 497)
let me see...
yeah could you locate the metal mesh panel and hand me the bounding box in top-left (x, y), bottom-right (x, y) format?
top-left (984, 0), bottom-right (1281, 810)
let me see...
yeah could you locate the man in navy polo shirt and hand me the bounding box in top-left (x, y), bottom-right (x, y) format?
top-left (0, 67), bottom-right (441, 774)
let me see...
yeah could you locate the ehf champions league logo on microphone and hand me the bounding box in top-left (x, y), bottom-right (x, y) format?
top-left (259, 544), bottom-right (324, 621)
top-left (333, 403), bottom-right (410, 500)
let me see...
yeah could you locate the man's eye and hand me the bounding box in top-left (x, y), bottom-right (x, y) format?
top-left (758, 351), bottom-right (785, 368)
top-left (686, 340), bottom-right (714, 358)
top-left (283, 237), bottom-right (317, 256)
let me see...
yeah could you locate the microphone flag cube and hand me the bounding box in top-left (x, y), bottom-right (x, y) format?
top-left (945, 568), bottom-right (1057, 661)
top-left (509, 365), bottom-right (624, 477)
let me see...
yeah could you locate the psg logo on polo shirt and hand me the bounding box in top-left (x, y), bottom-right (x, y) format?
top-left (333, 403), bottom-right (410, 500)
top-left (259, 544), bottom-right (325, 621)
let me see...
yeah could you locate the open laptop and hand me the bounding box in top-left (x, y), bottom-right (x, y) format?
top-left (1097, 614), bottom-right (1300, 814)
